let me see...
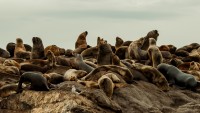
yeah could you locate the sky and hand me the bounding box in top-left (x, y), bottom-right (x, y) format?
top-left (0, 0), bottom-right (200, 50)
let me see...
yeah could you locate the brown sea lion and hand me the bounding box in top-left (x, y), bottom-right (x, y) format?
top-left (128, 37), bottom-right (148, 60)
top-left (115, 46), bottom-right (128, 60)
top-left (0, 48), bottom-right (10, 58)
top-left (31, 37), bottom-right (45, 59)
top-left (175, 43), bottom-right (200, 57)
top-left (97, 39), bottom-right (113, 65)
top-left (170, 58), bottom-right (184, 67)
top-left (6, 42), bottom-right (32, 57)
top-left (0, 84), bottom-right (18, 97)
top-left (14, 38), bottom-right (31, 59)
top-left (44, 45), bottom-right (65, 57)
top-left (46, 50), bottom-right (56, 68)
top-left (3, 59), bottom-right (21, 69)
top-left (141, 30), bottom-right (159, 50)
top-left (98, 75), bottom-right (115, 98)
top-left (43, 73), bottom-right (64, 84)
top-left (147, 38), bottom-right (163, 67)
top-left (81, 46), bottom-right (98, 59)
top-left (0, 65), bottom-right (20, 75)
top-left (17, 72), bottom-right (50, 93)
top-left (75, 31), bottom-right (88, 49)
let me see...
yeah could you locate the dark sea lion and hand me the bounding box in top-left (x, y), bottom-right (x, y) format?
top-left (115, 46), bottom-right (128, 60)
top-left (97, 39), bottom-right (113, 65)
top-left (175, 43), bottom-right (200, 57)
top-left (17, 72), bottom-right (50, 93)
top-left (75, 54), bottom-right (94, 73)
top-left (157, 63), bottom-right (199, 91)
top-left (31, 37), bottom-right (45, 59)
top-left (122, 41), bottom-right (132, 46)
top-left (115, 37), bottom-right (124, 50)
top-left (14, 38), bottom-right (30, 59)
top-left (65, 49), bottom-right (74, 57)
top-left (20, 64), bottom-right (50, 73)
top-left (0, 48), bottom-right (10, 58)
top-left (75, 31), bottom-right (88, 49)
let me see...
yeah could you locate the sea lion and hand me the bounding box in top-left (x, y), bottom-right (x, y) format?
top-left (157, 63), bottom-right (199, 91)
top-left (122, 41), bottom-right (132, 46)
top-left (65, 49), bottom-right (74, 57)
top-left (0, 84), bottom-right (18, 97)
top-left (141, 30), bottom-right (159, 50)
top-left (128, 37), bottom-right (148, 60)
top-left (64, 69), bottom-right (87, 81)
top-left (31, 37), bottom-right (45, 59)
top-left (82, 65), bottom-right (133, 83)
top-left (17, 72), bottom-right (50, 93)
top-left (97, 39), bottom-right (113, 65)
top-left (98, 75), bottom-right (115, 98)
top-left (75, 31), bottom-right (88, 49)
top-left (175, 43), bottom-right (200, 57)
top-left (0, 65), bottom-right (20, 75)
top-left (14, 38), bottom-right (30, 59)
top-left (170, 58), bottom-right (184, 67)
top-left (3, 59), bottom-right (21, 69)
top-left (147, 38), bottom-right (163, 67)
top-left (189, 61), bottom-right (200, 71)
top-left (6, 42), bottom-right (32, 57)
top-left (81, 46), bottom-right (98, 59)
top-left (46, 50), bottom-right (56, 68)
top-left (44, 45), bottom-right (65, 57)
top-left (115, 37), bottom-right (124, 50)
top-left (20, 64), bottom-right (49, 74)
top-left (115, 46), bottom-right (128, 60)
top-left (43, 73), bottom-right (64, 84)
top-left (0, 48), bottom-right (10, 58)
top-left (75, 54), bottom-right (94, 73)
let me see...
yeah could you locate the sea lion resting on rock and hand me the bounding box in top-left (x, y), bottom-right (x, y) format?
top-left (0, 84), bottom-right (18, 97)
top-left (75, 54), bottom-right (94, 73)
top-left (14, 38), bottom-right (30, 59)
top-left (64, 69), bottom-right (87, 81)
top-left (17, 72), bottom-right (50, 93)
top-left (147, 38), bottom-right (163, 67)
top-left (31, 37), bottom-right (45, 59)
top-left (44, 45), bottom-right (65, 57)
top-left (43, 73), bottom-right (64, 84)
top-left (0, 48), bottom-right (10, 58)
top-left (3, 59), bottom-right (21, 69)
top-left (0, 65), bottom-right (20, 75)
top-left (157, 63), bottom-right (200, 91)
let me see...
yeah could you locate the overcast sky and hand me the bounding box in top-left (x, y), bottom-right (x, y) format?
top-left (0, 0), bottom-right (200, 50)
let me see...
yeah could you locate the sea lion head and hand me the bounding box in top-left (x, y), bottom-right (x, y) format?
top-left (146, 30), bottom-right (159, 40)
top-left (32, 37), bottom-right (43, 46)
top-left (16, 38), bottom-right (23, 45)
top-left (115, 37), bottom-right (124, 48)
top-left (149, 38), bottom-right (157, 46)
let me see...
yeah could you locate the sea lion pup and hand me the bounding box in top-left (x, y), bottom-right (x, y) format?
top-left (147, 38), bottom-right (163, 67)
top-left (31, 37), bottom-right (45, 59)
top-left (46, 50), bottom-right (56, 68)
top-left (0, 84), bottom-right (18, 97)
top-left (43, 73), bottom-right (64, 84)
top-left (0, 48), bottom-right (10, 58)
top-left (63, 69), bottom-right (87, 81)
top-left (97, 39), bottom-right (113, 65)
top-left (98, 75), bottom-right (115, 98)
top-left (81, 46), bottom-right (98, 59)
top-left (115, 37), bottom-right (124, 50)
top-left (3, 59), bottom-right (21, 69)
top-left (127, 37), bottom-right (148, 60)
top-left (17, 72), bottom-right (50, 93)
top-left (75, 31), bottom-right (88, 49)
top-left (141, 30), bottom-right (159, 50)
top-left (75, 54), bottom-right (94, 73)
top-left (6, 42), bottom-right (32, 57)
top-left (157, 63), bottom-right (200, 91)
top-left (44, 45), bottom-right (65, 57)
top-left (14, 38), bottom-right (31, 59)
